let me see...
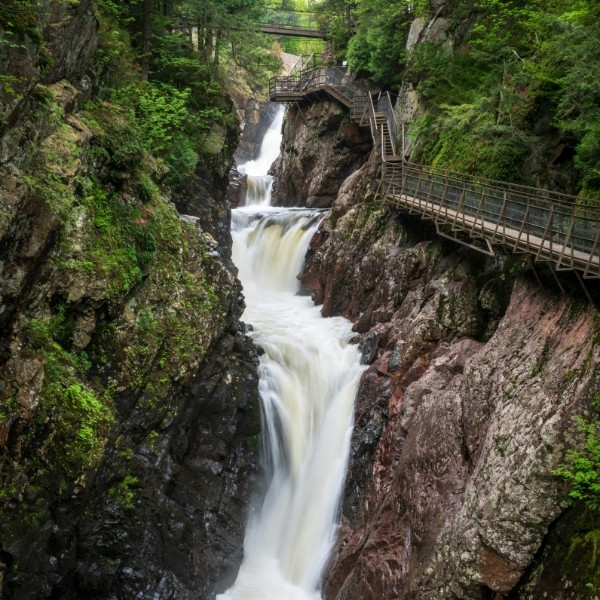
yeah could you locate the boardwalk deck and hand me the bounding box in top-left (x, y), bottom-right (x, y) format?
top-left (269, 65), bottom-right (600, 280)
top-left (259, 25), bottom-right (325, 38)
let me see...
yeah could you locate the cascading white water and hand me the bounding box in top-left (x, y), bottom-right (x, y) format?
top-left (217, 107), bottom-right (365, 600)
top-left (238, 107), bottom-right (285, 207)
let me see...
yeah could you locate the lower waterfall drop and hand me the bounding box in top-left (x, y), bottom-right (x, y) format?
top-left (218, 119), bottom-right (365, 600)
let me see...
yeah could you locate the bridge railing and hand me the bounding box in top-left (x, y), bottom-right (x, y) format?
top-left (261, 9), bottom-right (321, 32)
top-left (382, 162), bottom-right (600, 276)
top-left (269, 64), bottom-right (371, 112)
top-left (289, 53), bottom-right (320, 76)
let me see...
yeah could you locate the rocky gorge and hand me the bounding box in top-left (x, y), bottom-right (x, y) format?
top-left (268, 57), bottom-right (600, 600)
top-left (0, 0), bottom-right (599, 599)
top-left (300, 167), bottom-right (600, 599)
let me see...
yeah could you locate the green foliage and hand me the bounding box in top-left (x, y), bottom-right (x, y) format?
top-left (555, 412), bottom-right (600, 512)
top-left (412, 100), bottom-right (537, 181)
top-left (467, 0), bottom-right (543, 58)
top-left (76, 176), bottom-right (160, 295)
top-left (391, 0), bottom-right (600, 192)
top-left (316, 0), bottom-right (352, 58)
top-left (0, 0), bottom-right (41, 34)
top-left (310, 0), bottom-right (600, 192)
top-left (24, 312), bottom-right (116, 481)
top-left (345, 0), bottom-right (411, 88)
top-left (550, 23), bottom-right (600, 198)
top-left (116, 82), bottom-right (194, 153)
top-left (93, 0), bottom-right (245, 186)
top-left (162, 0), bottom-right (282, 88)
top-left (87, 105), bottom-right (145, 172)
top-left (63, 383), bottom-right (115, 473)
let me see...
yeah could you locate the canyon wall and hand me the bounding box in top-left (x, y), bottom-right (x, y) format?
top-left (302, 170), bottom-right (598, 600)
top-left (0, 2), bottom-right (258, 598)
top-left (273, 81), bottom-right (599, 597)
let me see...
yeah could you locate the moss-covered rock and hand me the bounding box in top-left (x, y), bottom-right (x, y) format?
top-left (0, 2), bottom-right (259, 598)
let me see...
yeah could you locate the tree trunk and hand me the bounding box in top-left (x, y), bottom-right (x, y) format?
top-left (214, 29), bottom-right (222, 65)
top-left (204, 25), bottom-right (214, 62)
top-left (141, 0), bottom-right (151, 81)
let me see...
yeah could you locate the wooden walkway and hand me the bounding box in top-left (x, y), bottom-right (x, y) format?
top-left (269, 63), bottom-right (600, 280)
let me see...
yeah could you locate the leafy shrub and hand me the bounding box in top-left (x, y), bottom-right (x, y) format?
top-left (555, 414), bottom-right (600, 512)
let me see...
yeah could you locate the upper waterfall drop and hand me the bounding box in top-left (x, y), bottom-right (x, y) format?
top-left (238, 106), bottom-right (285, 177)
top-left (238, 106), bottom-right (285, 207)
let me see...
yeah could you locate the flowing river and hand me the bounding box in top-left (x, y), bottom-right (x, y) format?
top-left (217, 108), bottom-right (365, 600)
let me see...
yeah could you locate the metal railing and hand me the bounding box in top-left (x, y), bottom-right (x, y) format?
top-left (376, 93), bottom-right (398, 156)
top-left (269, 64), bottom-right (370, 113)
top-left (290, 53), bottom-right (320, 76)
top-left (382, 162), bottom-right (600, 277)
top-left (268, 64), bottom-right (600, 279)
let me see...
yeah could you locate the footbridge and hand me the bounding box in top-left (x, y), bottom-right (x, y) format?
top-left (258, 9), bottom-right (325, 39)
top-left (269, 62), bottom-right (600, 284)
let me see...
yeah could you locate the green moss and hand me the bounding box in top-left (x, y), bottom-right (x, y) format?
top-left (108, 474), bottom-right (138, 510)
top-left (0, 1), bottom-right (40, 35)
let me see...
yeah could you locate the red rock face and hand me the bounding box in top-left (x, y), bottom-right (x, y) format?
top-left (299, 166), bottom-right (599, 599)
top-left (271, 101), bottom-right (372, 208)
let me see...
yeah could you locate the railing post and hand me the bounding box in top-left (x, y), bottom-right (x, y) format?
top-left (402, 122), bottom-right (406, 162)
top-left (452, 185), bottom-right (466, 231)
top-left (584, 227), bottom-right (600, 277)
top-left (513, 198), bottom-right (531, 253)
top-left (536, 206), bottom-right (554, 262)
top-left (556, 215), bottom-right (575, 270)
top-left (470, 188), bottom-right (486, 236)
top-left (491, 191), bottom-right (507, 244)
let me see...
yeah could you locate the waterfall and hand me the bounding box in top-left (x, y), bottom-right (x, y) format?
top-left (217, 106), bottom-right (365, 600)
top-left (238, 107), bottom-right (285, 207)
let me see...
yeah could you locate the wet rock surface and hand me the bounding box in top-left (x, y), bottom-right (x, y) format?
top-left (297, 164), bottom-right (599, 599)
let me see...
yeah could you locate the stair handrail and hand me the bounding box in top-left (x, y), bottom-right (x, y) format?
top-left (381, 92), bottom-right (398, 157)
top-left (367, 92), bottom-right (379, 144)
top-left (290, 53), bottom-right (317, 78)
top-left (288, 54), bottom-right (304, 76)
